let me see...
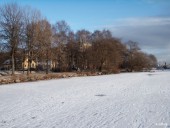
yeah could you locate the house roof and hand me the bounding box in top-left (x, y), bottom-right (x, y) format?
top-left (3, 59), bottom-right (11, 65)
top-left (3, 59), bottom-right (21, 65)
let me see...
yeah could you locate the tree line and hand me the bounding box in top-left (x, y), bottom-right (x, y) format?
top-left (0, 3), bottom-right (157, 75)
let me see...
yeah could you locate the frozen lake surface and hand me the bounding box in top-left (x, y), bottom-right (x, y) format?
top-left (0, 71), bottom-right (170, 128)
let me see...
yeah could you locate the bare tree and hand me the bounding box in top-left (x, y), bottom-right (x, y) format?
top-left (23, 7), bottom-right (42, 75)
top-left (148, 54), bottom-right (157, 68)
top-left (91, 38), bottom-right (123, 72)
top-left (92, 29), bottom-right (112, 41)
top-left (126, 40), bottom-right (140, 72)
top-left (75, 29), bottom-right (91, 70)
top-left (37, 19), bottom-right (52, 74)
top-left (53, 20), bottom-right (70, 45)
top-left (65, 31), bottom-right (78, 71)
top-left (52, 20), bottom-right (71, 71)
top-left (76, 29), bottom-right (91, 45)
top-left (0, 42), bottom-right (10, 68)
top-left (0, 3), bottom-right (23, 75)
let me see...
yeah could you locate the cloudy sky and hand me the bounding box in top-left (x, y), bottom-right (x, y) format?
top-left (0, 0), bottom-right (170, 63)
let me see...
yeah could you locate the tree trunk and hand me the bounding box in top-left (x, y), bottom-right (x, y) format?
top-left (11, 51), bottom-right (15, 75)
top-left (46, 50), bottom-right (49, 74)
top-left (27, 61), bottom-right (30, 75)
top-left (99, 61), bottom-right (104, 72)
top-left (27, 51), bottom-right (30, 75)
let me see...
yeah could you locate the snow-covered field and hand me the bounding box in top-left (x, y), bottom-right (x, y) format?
top-left (0, 71), bottom-right (170, 128)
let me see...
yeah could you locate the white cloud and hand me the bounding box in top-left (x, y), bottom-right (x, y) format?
top-left (106, 17), bottom-right (170, 27)
top-left (103, 17), bottom-right (170, 63)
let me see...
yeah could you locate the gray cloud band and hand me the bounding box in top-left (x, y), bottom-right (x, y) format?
top-left (108, 17), bottom-right (170, 63)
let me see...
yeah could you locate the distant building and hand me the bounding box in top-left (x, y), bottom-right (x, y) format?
top-left (2, 57), bottom-right (37, 71)
top-left (80, 42), bottom-right (92, 52)
top-left (22, 58), bottom-right (37, 70)
top-left (36, 60), bottom-right (56, 71)
top-left (2, 59), bottom-right (12, 70)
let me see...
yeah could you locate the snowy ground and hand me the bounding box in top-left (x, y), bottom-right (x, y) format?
top-left (0, 71), bottom-right (170, 128)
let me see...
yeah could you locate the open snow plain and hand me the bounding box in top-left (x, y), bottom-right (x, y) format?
top-left (0, 71), bottom-right (170, 128)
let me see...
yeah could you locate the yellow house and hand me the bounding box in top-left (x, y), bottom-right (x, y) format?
top-left (83, 43), bottom-right (92, 49)
top-left (3, 58), bottom-right (55, 71)
top-left (80, 43), bottom-right (92, 52)
top-left (22, 58), bottom-right (37, 70)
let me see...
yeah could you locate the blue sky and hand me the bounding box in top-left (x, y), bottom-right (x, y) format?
top-left (0, 0), bottom-right (169, 31)
top-left (0, 0), bottom-right (170, 63)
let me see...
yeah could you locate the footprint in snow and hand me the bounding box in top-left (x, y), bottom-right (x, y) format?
top-left (1, 120), bottom-right (6, 123)
top-left (31, 116), bottom-right (36, 119)
top-left (95, 94), bottom-right (106, 97)
top-left (148, 74), bottom-right (157, 76)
